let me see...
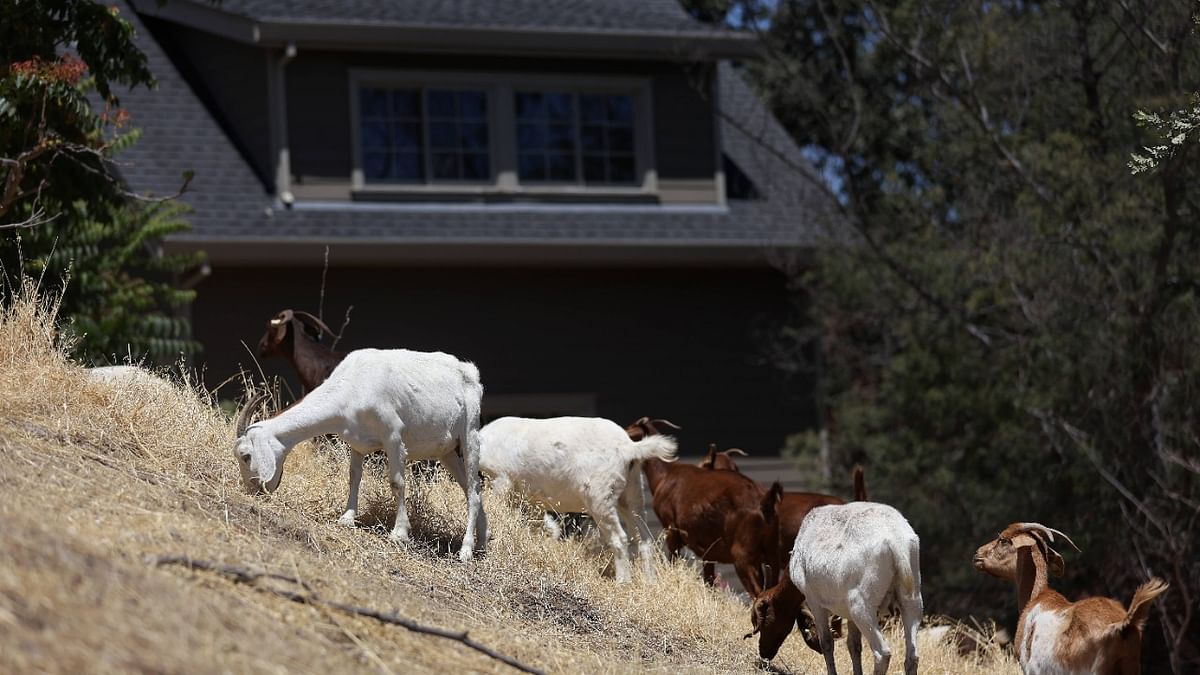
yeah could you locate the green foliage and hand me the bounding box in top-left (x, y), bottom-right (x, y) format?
top-left (732, 1), bottom-right (1200, 670)
top-left (5, 199), bottom-right (202, 364)
top-left (0, 1), bottom-right (154, 222)
top-left (1131, 94), bottom-right (1200, 173)
top-left (1, 1), bottom-right (203, 365)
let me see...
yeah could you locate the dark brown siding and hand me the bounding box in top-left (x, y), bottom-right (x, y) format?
top-left (285, 52), bottom-right (715, 183)
top-left (191, 266), bottom-right (812, 457)
top-left (142, 18), bottom-right (272, 185)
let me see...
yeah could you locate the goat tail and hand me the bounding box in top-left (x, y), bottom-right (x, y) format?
top-left (458, 378), bottom-right (484, 464)
top-left (624, 434), bottom-right (678, 464)
top-left (1112, 577), bottom-right (1169, 637)
top-left (852, 464), bottom-right (869, 501)
top-left (889, 533), bottom-right (922, 602)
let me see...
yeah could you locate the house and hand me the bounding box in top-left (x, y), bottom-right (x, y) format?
top-left (114, 0), bottom-right (838, 464)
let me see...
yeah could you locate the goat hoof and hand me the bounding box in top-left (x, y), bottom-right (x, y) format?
top-left (337, 512), bottom-right (357, 527)
top-left (388, 530), bottom-right (410, 545)
top-left (458, 547), bottom-right (475, 563)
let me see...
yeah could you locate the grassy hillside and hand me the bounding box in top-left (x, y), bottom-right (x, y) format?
top-left (0, 283), bottom-right (1019, 674)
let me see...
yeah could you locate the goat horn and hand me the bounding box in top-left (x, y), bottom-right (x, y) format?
top-left (235, 392), bottom-right (270, 438)
top-left (269, 309), bottom-right (294, 327)
top-left (1017, 522), bottom-right (1082, 552)
top-left (650, 418), bottom-right (682, 430)
top-left (292, 311), bottom-right (337, 338)
top-left (723, 448), bottom-right (749, 457)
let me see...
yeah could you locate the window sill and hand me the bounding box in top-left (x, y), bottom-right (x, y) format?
top-left (351, 185), bottom-right (659, 204)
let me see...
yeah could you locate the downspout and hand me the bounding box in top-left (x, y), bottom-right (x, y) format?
top-left (269, 42), bottom-right (297, 208)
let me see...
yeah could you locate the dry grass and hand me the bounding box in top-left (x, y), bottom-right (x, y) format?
top-left (0, 280), bottom-right (1020, 674)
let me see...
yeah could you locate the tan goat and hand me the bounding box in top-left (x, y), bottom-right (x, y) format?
top-left (973, 522), bottom-right (1167, 675)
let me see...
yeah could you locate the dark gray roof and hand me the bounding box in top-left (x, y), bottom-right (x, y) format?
top-left (113, 2), bottom-right (836, 262)
top-left (209, 0), bottom-right (709, 35)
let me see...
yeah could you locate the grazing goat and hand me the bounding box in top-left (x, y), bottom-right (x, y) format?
top-left (232, 348), bottom-right (487, 562)
top-left (740, 466), bottom-right (869, 653)
top-left (699, 443), bottom-right (748, 471)
top-left (256, 309), bottom-right (345, 393)
top-left (627, 417), bottom-right (868, 599)
top-left (974, 522), bottom-right (1168, 675)
top-left (749, 502), bottom-right (923, 675)
top-left (479, 416), bottom-right (676, 582)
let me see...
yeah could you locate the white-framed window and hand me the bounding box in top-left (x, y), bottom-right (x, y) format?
top-left (349, 71), bottom-right (655, 195)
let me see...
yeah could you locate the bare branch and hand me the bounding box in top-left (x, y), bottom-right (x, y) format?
top-left (154, 555), bottom-right (545, 675)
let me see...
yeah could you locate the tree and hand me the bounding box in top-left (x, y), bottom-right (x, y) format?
top-left (0, 1), bottom-right (200, 364)
top-left (1, 0), bottom-right (154, 227)
top-left (722, 1), bottom-right (1199, 671)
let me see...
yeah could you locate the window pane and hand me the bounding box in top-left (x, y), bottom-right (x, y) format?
top-left (580, 94), bottom-right (605, 123)
top-left (515, 92), bottom-right (544, 120)
top-left (460, 122), bottom-right (488, 150)
top-left (462, 153), bottom-right (489, 179)
top-left (517, 123), bottom-right (544, 150)
top-left (360, 88), bottom-right (389, 117)
top-left (547, 124), bottom-right (574, 152)
top-left (607, 126), bottom-right (634, 153)
top-left (364, 152), bottom-right (391, 180)
top-left (609, 156), bottom-right (635, 183)
top-left (547, 153), bottom-right (575, 181)
top-left (545, 93), bottom-right (573, 121)
top-left (459, 91), bottom-right (487, 119)
top-left (394, 152), bottom-right (423, 180)
top-left (582, 155), bottom-right (606, 182)
top-left (580, 124), bottom-right (604, 151)
top-left (392, 122), bottom-right (422, 150)
top-left (432, 152), bottom-right (460, 179)
top-left (428, 90), bottom-right (457, 117)
top-left (361, 119), bottom-right (389, 150)
top-left (391, 90), bottom-right (420, 118)
top-left (518, 153), bottom-right (546, 180)
top-left (607, 95), bottom-right (633, 124)
top-left (429, 122), bottom-right (458, 149)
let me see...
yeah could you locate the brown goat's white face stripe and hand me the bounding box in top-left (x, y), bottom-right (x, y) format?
top-left (269, 318), bottom-right (284, 326)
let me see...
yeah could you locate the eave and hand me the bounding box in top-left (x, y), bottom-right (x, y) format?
top-left (128, 0), bottom-right (761, 60)
top-left (163, 237), bottom-right (807, 269)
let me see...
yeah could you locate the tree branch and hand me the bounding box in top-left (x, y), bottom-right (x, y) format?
top-left (154, 555), bottom-right (545, 675)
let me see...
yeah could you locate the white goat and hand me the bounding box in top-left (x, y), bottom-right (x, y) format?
top-left (233, 348), bottom-right (487, 562)
top-left (86, 365), bottom-right (179, 396)
top-left (479, 416), bottom-right (676, 582)
top-left (786, 501), bottom-right (923, 675)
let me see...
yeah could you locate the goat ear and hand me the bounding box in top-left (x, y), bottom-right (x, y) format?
top-left (761, 482), bottom-right (783, 520)
top-left (253, 446), bottom-right (277, 486)
top-left (1047, 548), bottom-right (1066, 577)
top-left (1011, 532), bottom-right (1038, 550)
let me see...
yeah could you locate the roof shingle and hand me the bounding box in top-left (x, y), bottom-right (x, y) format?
top-left (194, 0), bottom-right (716, 35)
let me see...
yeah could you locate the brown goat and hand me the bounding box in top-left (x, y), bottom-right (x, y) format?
top-left (974, 522), bottom-right (1168, 674)
top-left (626, 416), bottom-right (784, 596)
top-left (256, 309), bottom-right (345, 393)
top-left (626, 417), bottom-right (869, 604)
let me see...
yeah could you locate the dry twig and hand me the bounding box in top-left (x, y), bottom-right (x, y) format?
top-left (153, 555), bottom-right (544, 675)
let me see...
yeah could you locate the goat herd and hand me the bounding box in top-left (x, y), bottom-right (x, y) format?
top-left (229, 309), bottom-right (1169, 675)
